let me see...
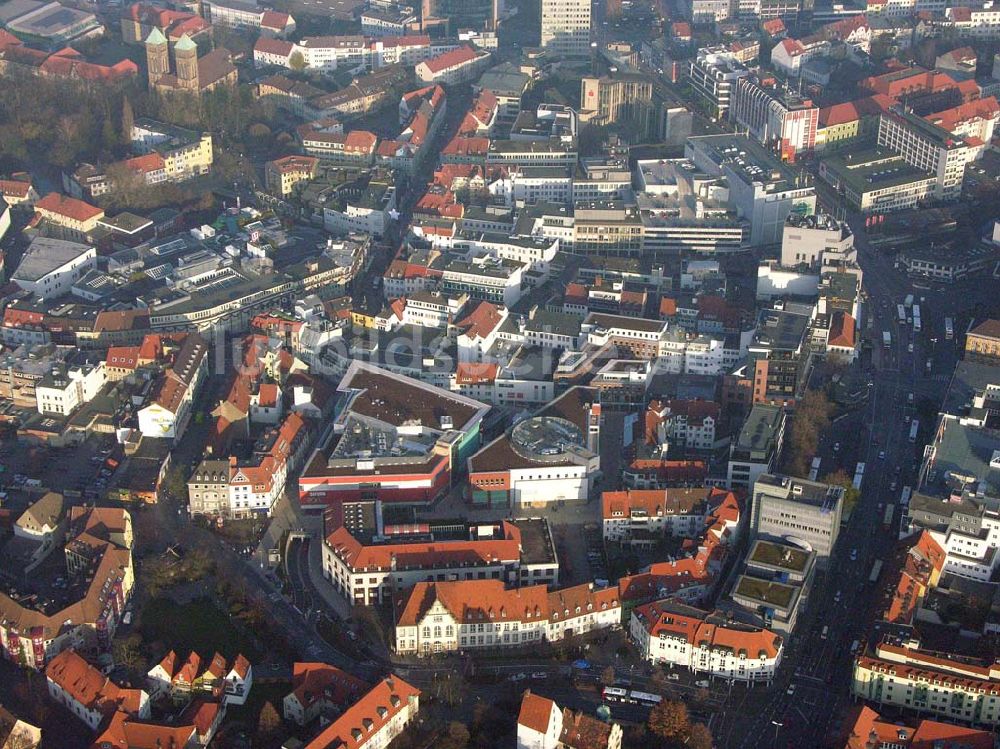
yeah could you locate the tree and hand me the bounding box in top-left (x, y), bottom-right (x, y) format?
top-left (256, 701), bottom-right (282, 746)
top-left (647, 699), bottom-right (690, 744)
top-left (688, 722), bottom-right (714, 749)
top-left (113, 632), bottom-right (147, 675)
top-left (600, 665), bottom-right (616, 687)
top-left (161, 466), bottom-right (189, 501)
top-left (439, 721), bottom-right (470, 749)
top-left (785, 388), bottom-right (834, 476)
top-left (824, 468), bottom-right (861, 513)
top-left (288, 50), bottom-right (306, 71)
top-left (122, 95), bottom-right (135, 143)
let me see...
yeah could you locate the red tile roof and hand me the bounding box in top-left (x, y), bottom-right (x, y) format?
top-left (326, 521), bottom-right (522, 573)
top-left (443, 136), bottom-right (489, 156)
top-left (255, 37), bottom-right (294, 57)
top-left (925, 96), bottom-right (999, 133)
top-left (518, 691), bottom-right (556, 734)
top-left (762, 18), bottom-right (785, 35)
top-left (125, 152), bottom-right (166, 174)
top-left (303, 676), bottom-right (420, 749)
top-left (257, 383), bottom-right (279, 408)
top-left (0, 29), bottom-right (23, 49)
top-left (345, 130), bottom-right (378, 153)
top-left (36, 192), bottom-right (103, 223)
top-left (107, 346), bottom-right (140, 371)
top-left (261, 10), bottom-right (291, 29)
top-left (0, 179), bottom-right (32, 200)
top-left (455, 362), bottom-right (499, 385)
top-left (456, 300), bottom-right (504, 339)
top-left (633, 601), bottom-right (782, 659)
top-left (289, 662), bottom-right (369, 711)
top-left (777, 38), bottom-right (805, 57)
top-left (827, 310), bottom-right (856, 349)
top-left (420, 45), bottom-right (478, 74)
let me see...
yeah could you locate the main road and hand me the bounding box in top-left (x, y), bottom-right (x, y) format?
top-left (713, 173), bottom-right (990, 746)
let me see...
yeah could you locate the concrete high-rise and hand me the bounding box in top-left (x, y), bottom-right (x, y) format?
top-left (540, 0), bottom-right (591, 58)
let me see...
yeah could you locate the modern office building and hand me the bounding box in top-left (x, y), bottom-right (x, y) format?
top-left (727, 404), bottom-right (786, 490)
top-left (730, 76), bottom-right (819, 159)
top-left (421, 0), bottom-right (497, 34)
top-left (749, 474), bottom-right (844, 566)
top-left (540, 0), bottom-right (591, 58)
top-left (635, 158), bottom-right (749, 257)
top-left (687, 48), bottom-right (748, 122)
top-left (877, 105), bottom-right (983, 200)
top-left (685, 135), bottom-right (816, 248)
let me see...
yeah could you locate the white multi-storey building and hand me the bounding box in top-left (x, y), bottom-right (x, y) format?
top-left (35, 360), bottom-right (106, 415)
top-left (540, 0), bottom-right (591, 57)
top-left (729, 77), bottom-right (819, 158)
top-left (878, 106), bottom-right (983, 200)
top-left (11, 237), bottom-right (97, 300)
top-left (630, 600), bottom-right (782, 684)
top-left (688, 48), bottom-right (748, 121)
top-left (394, 580), bottom-right (620, 655)
top-left (853, 642), bottom-right (1000, 728)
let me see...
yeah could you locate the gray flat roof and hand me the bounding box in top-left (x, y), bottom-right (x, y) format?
top-left (922, 419), bottom-right (1000, 495)
top-left (941, 360), bottom-right (1000, 418)
top-left (736, 404), bottom-right (784, 451)
top-left (13, 237), bottom-right (93, 283)
top-left (0, 0), bottom-right (43, 24)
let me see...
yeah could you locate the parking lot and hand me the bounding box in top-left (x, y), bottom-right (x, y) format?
top-left (0, 431), bottom-right (120, 500)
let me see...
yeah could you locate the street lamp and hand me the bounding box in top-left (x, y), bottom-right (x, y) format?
top-left (771, 720), bottom-right (783, 748)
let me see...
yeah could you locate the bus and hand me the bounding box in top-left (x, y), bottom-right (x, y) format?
top-left (883, 331), bottom-right (892, 349)
top-left (883, 504), bottom-right (894, 531)
top-left (897, 304), bottom-right (907, 324)
top-left (630, 691), bottom-right (663, 707)
top-left (909, 420), bottom-right (919, 443)
top-left (899, 485), bottom-right (912, 507)
top-left (853, 462), bottom-right (866, 491)
top-left (912, 305), bottom-right (921, 333)
top-left (809, 456), bottom-right (822, 481)
top-left (869, 559), bottom-right (883, 584)
top-left (602, 687), bottom-right (631, 703)
top-left (945, 317), bottom-right (954, 340)
top-left (602, 688), bottom-right (663, 707)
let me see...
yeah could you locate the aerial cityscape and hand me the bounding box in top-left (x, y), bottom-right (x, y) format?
top-left (0, 0), bottom-right (999, 746)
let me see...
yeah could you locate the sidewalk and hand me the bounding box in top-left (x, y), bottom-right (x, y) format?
top-left (304, 522), bottom-right (353, 621)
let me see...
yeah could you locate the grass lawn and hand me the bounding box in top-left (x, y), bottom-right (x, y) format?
top-left (140, 597), bottom-right (263, 662)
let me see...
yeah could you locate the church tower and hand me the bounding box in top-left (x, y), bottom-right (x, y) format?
top-left (174, 34), bottom-right (199, 91)
top-left (145, 28), bottom-right (169, 90)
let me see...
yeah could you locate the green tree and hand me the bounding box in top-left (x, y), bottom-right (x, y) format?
top-left (161, 466), bottom-right (189, 501)
top-left (288, 50), bottom-right (306, 71)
